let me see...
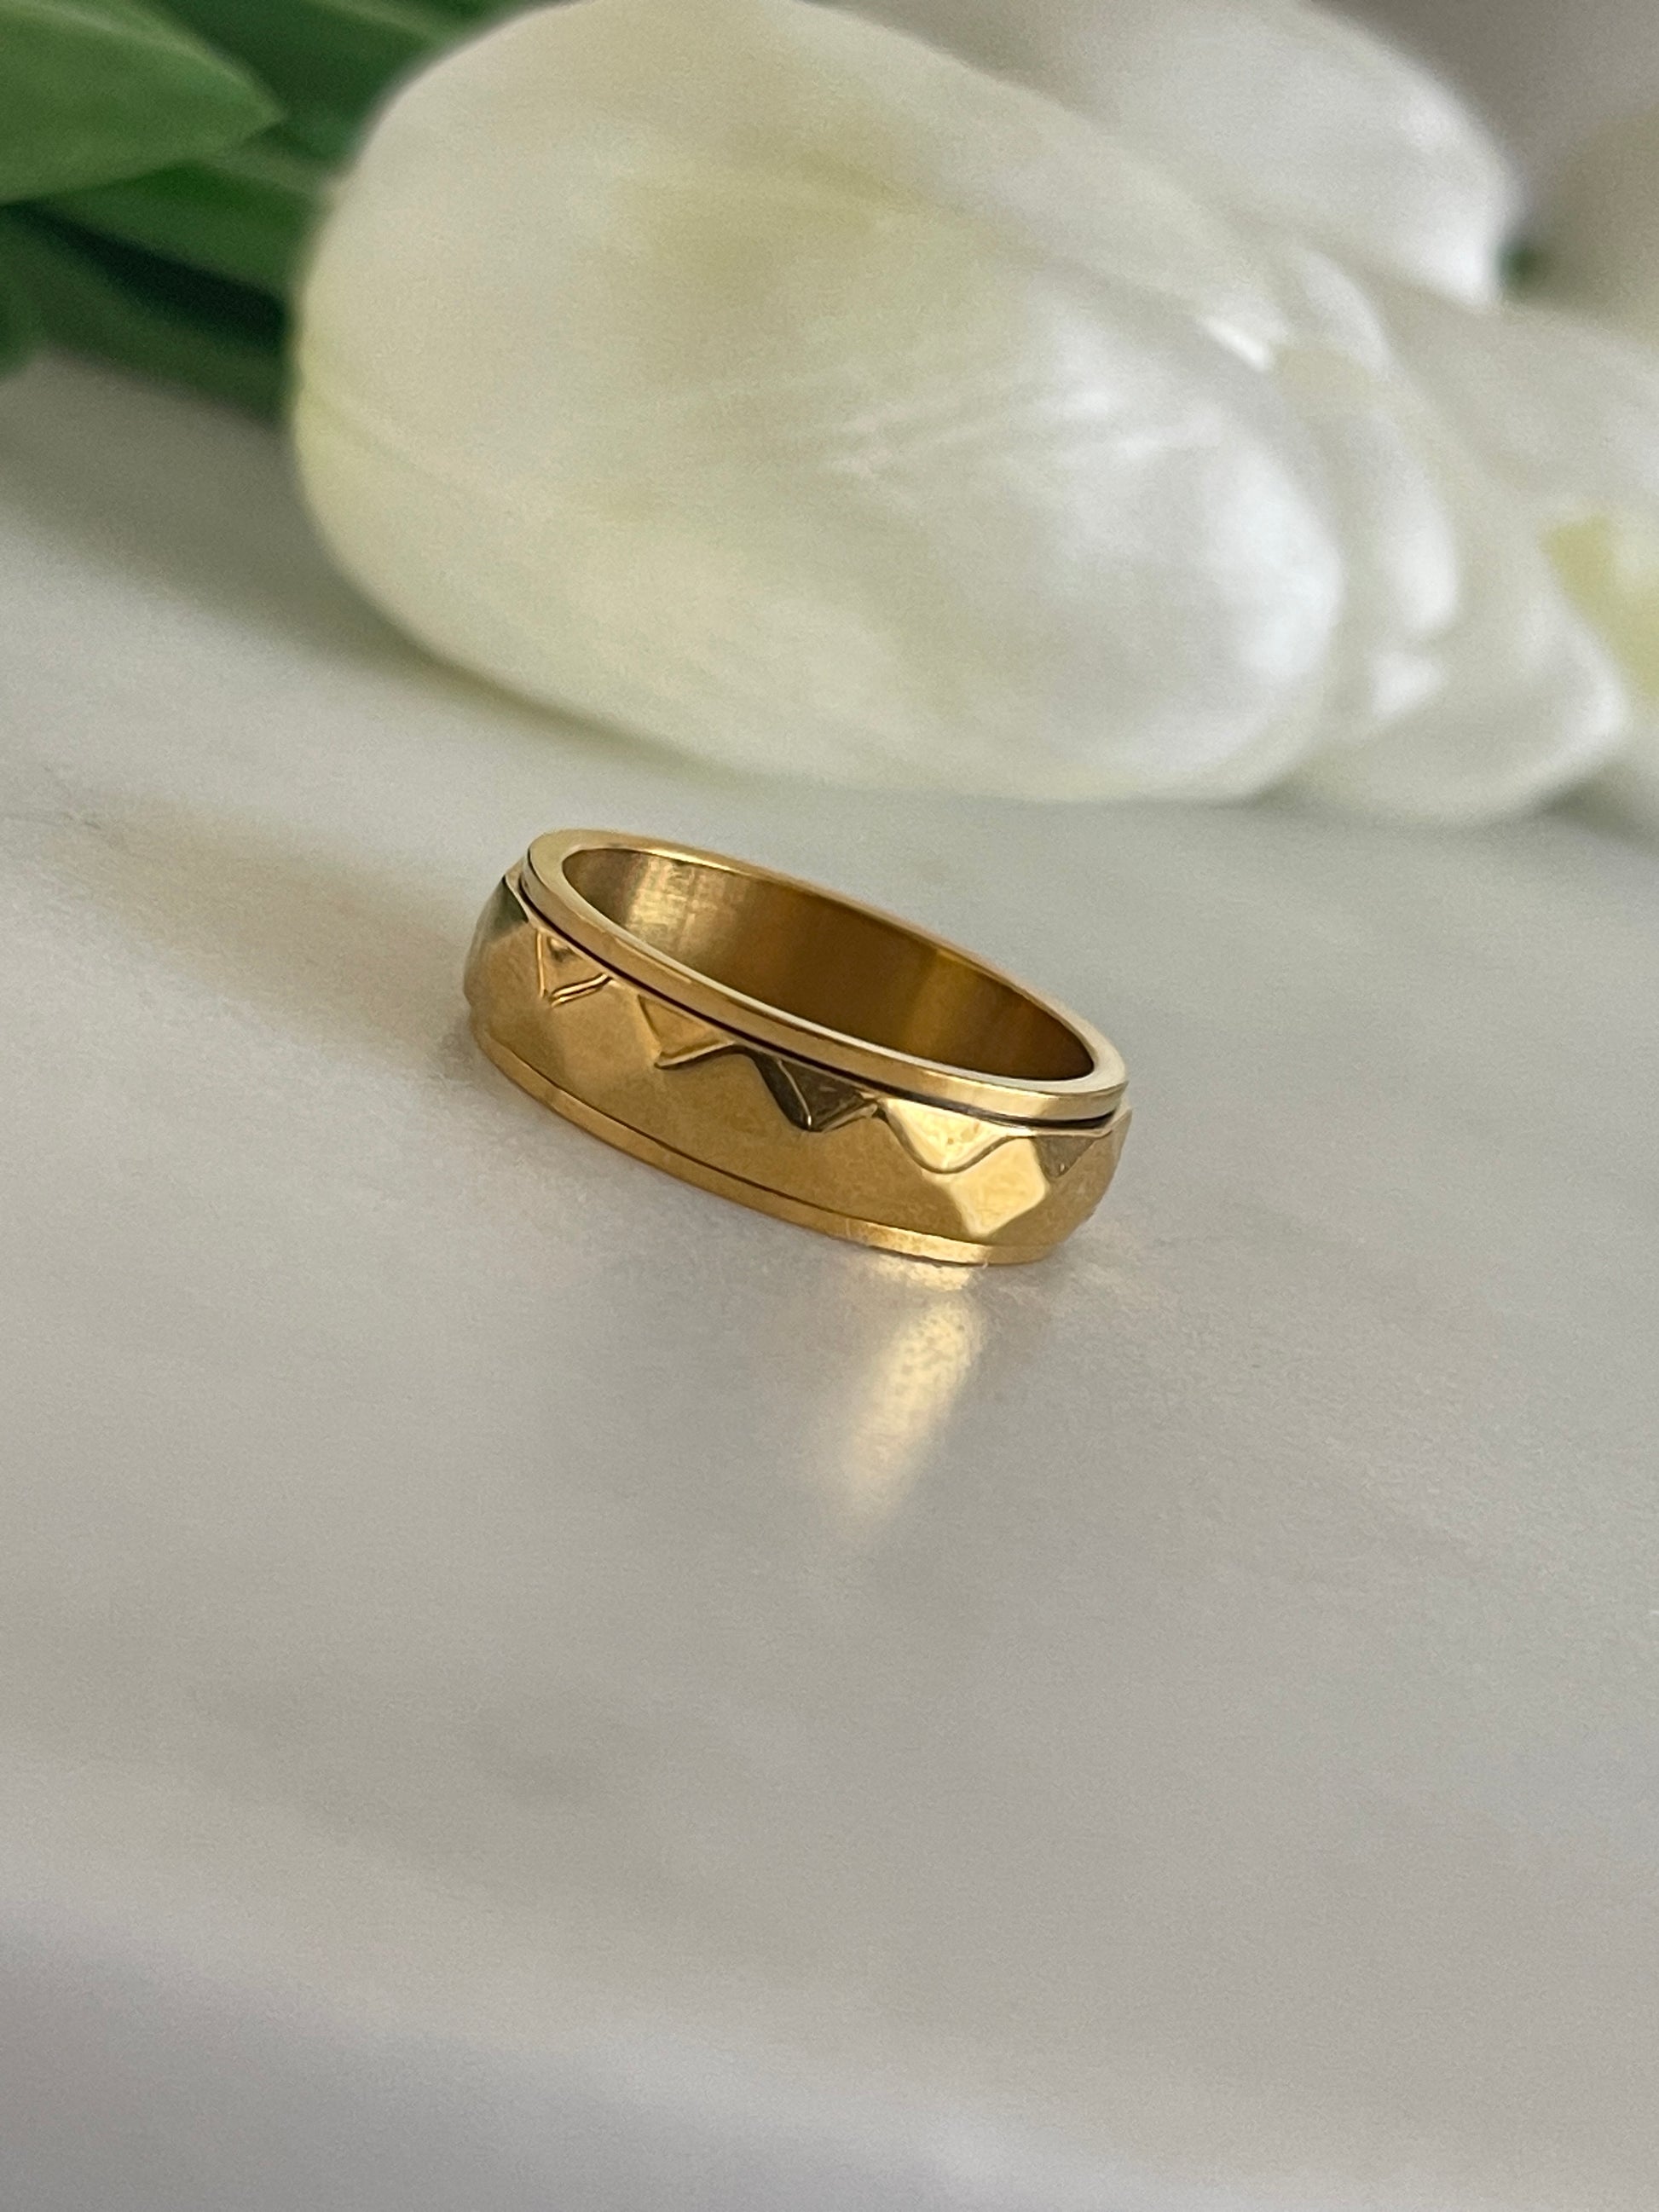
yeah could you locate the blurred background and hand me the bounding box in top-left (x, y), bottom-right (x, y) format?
top-left (1362, 0), bottom-right (1659, 177)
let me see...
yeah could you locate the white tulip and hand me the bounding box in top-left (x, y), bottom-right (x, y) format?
top-left (1533, 106), bottom-right (1659, 822)
top-left (293, 0), bottom-right (1659, 816)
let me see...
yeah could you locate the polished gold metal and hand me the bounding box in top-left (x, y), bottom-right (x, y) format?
top-left (465, 830), bottom-right (1130, 1265)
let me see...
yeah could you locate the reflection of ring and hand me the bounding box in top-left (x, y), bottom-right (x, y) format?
top-left (465, 830), bottom-right (1131, 1266)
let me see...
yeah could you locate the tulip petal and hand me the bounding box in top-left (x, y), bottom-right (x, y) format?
top-left (338, 0), bottom-right (1292, 355)
top-left (1385, 284), bottom-right (1659, 522)
top-left (1549, 514), bottom-right (1659, 830)
top-left (1293, 413), bottom-right (1628, 820)
top-left (297, 0), bottom-right (1343, 797)
top-left (853, 0), bottom-right (1519, 304)
top-left (1384, 285), bottom-right (1659, 820)
top-left (1279, 353), bottom-right (1460, 742)
top-left (1122, 234), bottom-right (1631, 819)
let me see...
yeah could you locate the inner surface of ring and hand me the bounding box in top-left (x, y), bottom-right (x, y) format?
top-left (563, 846), bottom-right (1095, 1083)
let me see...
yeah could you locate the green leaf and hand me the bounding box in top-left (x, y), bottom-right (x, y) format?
top-left (41, 125), bottom-right (326, 295)
top-left (159, 0), bottom-right (454, 135)
top-left (0, 207), bottom-right (285, 411)
top-left (0, 0), bottom-right (281, 205)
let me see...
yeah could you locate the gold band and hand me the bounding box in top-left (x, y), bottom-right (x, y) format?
top-left (465, 831), bottom-right (1130, 1265)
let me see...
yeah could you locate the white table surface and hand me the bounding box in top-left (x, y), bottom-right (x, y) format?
top-left (2, 355), bottom-right (1657, 2212)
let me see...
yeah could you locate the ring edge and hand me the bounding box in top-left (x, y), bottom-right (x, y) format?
top-left (471, 1023), bottom-right (1072, 1268)
top-left (518, 835), bottom-right (1126, 1127)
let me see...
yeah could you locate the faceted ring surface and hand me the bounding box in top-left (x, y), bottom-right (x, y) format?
top-left (465, 830), bottom-right (1131, 1266)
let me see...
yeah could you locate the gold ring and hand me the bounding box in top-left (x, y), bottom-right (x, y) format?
top-left (465, 830), bottom-right (1130, 1266)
